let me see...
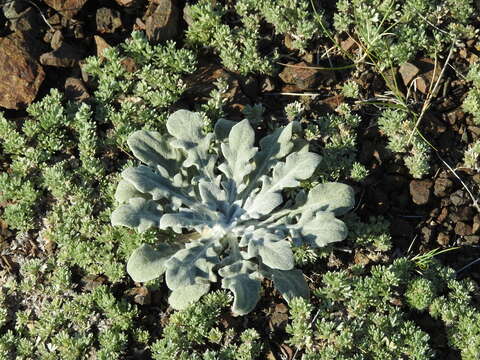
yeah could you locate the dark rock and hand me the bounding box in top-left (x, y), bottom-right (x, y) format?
top-left (65, 77), bottom-right (90, 102)
top-left (434, 177), bottom-right (453, 198)
top-left (9, 7), bottom-right (40, 33)
top-left (96, 8), bottom-right (122, 34)
top-left (410, 179), bottom-right (433, 205)
top-left (40, 42), bottom-right (84, 67)
top-left (455, 222), bottom-right (472, 236)
top-left (145, 0), bottom-right (179, 43)
top-left (0, 32), bottom-right (45, 109)
top-left (399, 62), bottom-right (420, 86)
top-left (43, 0), bottom-right (88, 19)
top-left (456, 206), bottom-right (475, 222)
top-left (437, 232), bottom-right (450, 246)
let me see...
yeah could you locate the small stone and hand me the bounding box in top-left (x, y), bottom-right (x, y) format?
top-left (340, 37), bottom-right (357, 53)
top-left (261, 77), bottom-right (275, 92)
top-left (456, 206), bottom-right (475, 222)
top-left (463, 235), bottom-right (480, 245)
top-left (40, 42), bottom-right (84, 67)
top-left (450, 190), bottom-right (469, 207)
top-left (93, 35), bottom-right (111, 59)
top-left (437, 207), bottom-right (448, 223)
top-left (399, 62), bottom-right (420, 86)
top-left (50, 30), bottom-right (63, 50)
top-left (115, 0), bottom-right (136, 6)
top-left (64, 77), bottom-right (90, 102)
top-left (437, 232), bottom-right (450, 246)
top-left (96, 7), bottom-right (122, 34)
top-left (0, 32), bottom-right (45, 109)
top-left (434, 177), bottom-right (453, 198)
top-left (455, 221), bottom-right (472, 236)
top-left (145, 0), bottom-right (179, 43)
top-left (410, 179), bottom-right (433, 205)
top-left (43, 0), bottom-right (88, 19)
top-left (279, 61), bottom-right (319, 90)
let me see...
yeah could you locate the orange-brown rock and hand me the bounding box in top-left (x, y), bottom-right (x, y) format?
top-left (0, 33), bottom-right (45, 109)
top-left (145, 0), bottom-right (179, 43)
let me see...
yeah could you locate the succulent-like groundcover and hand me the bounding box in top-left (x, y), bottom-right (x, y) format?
top-left (111, 110), bottom-right (355, 315)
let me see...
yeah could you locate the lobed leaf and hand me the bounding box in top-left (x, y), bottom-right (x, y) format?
top-left (265, 268), bottom-right (310, 303)
top-left (127, 130), bottom-right (181, 176)
top-left (295, 211), bottom-right (348, 247)
top-left (246, 230), bottom-right (294, 270)
top-left (111, 197), bottom-right (162, 232)
top-left (165, 237), bottom-right (220, 290)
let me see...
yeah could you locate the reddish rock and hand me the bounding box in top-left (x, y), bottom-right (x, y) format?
top-left (43, 0), bottom-right (88, 19)
top-left (340, 37), bottom-right (357, 53)
top-left (145, 0), bottom-right (179, 43)
top-left (0, 32), bottom-right (45, 109)
top-left (410, 180), bottom-right (433, 205)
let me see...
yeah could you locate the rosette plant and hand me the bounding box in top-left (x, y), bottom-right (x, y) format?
top-left (111, 110), bottom-right (355, 315)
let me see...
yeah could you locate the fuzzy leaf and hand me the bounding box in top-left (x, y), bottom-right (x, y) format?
top-left (222, 274), bottom-right (261, 316)
top-left (245, 151), bottom-right (321, 217)
top-left (167, 110), bottom-right (215, 176)
top-left (296, 182), bottom-right (355, 216)
top-left (214, 118), bottom-right (236, 140)
top-left (296, 211), bottom-right (348, 247)
top-left (127, 244), bottom-right (175, 282)
top-left (246, 230), bottom-right (294, 270)
top-left (127, 130), bottom-right (180, 176)
top-left (111, 198), bottom-right (162, 232)
top-left (219, 119), bottom-right (257, 192)
top-left (160, 210), bottom-right (220, 232)
top-left (267, 268), bottom-right (309, 303)
top-left (122, 165), bottom-right (195, 208)
top-left (168, 283), bottom-right (210, 310)
top-left (165, 238), bottom-right (220, 290)
top-left (243, 123), bottom-right (294, 196)
top-left (114, 179), bottom-right (151, 203)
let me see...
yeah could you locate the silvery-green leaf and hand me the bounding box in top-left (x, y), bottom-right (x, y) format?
top-left (160, 211), bottom-right (220, 232)
top-left (122, 165), bottom-right (195, 208)
top-left (266, 268), bottom-right (309, 303)
top-left (168, 283), bottom-right (210, 310)
top-left (245, 151), bottom-right (321, 217)
top-left (241, 123), bottom-right (294, 198)
top-left (218, 119), bottom-right (257, 192)
top-left (166, 110), bottom-right (215, 177)
top-left (295, 182), bottom-right (355, 216)
top-left (114, 179), bottom-right (151, 204)
top-left (111, 198), bottom-right (162, 232)
top-left (214, 118), bottom-right (236, 140)
top-left (222, 274), bottom-right (261, 316)
top-left (127, 244), bottom-right (176, 282)
top-left (198, 180), bottom-right (227, 212)
top-left (127, 130), bottom-right (180, 176)
top-left (246, 230), bottom-right (294, 270)
top-left (295, 211), bottom-right (348, 247)
top-left (165, 237), bottom-right (220, 290)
